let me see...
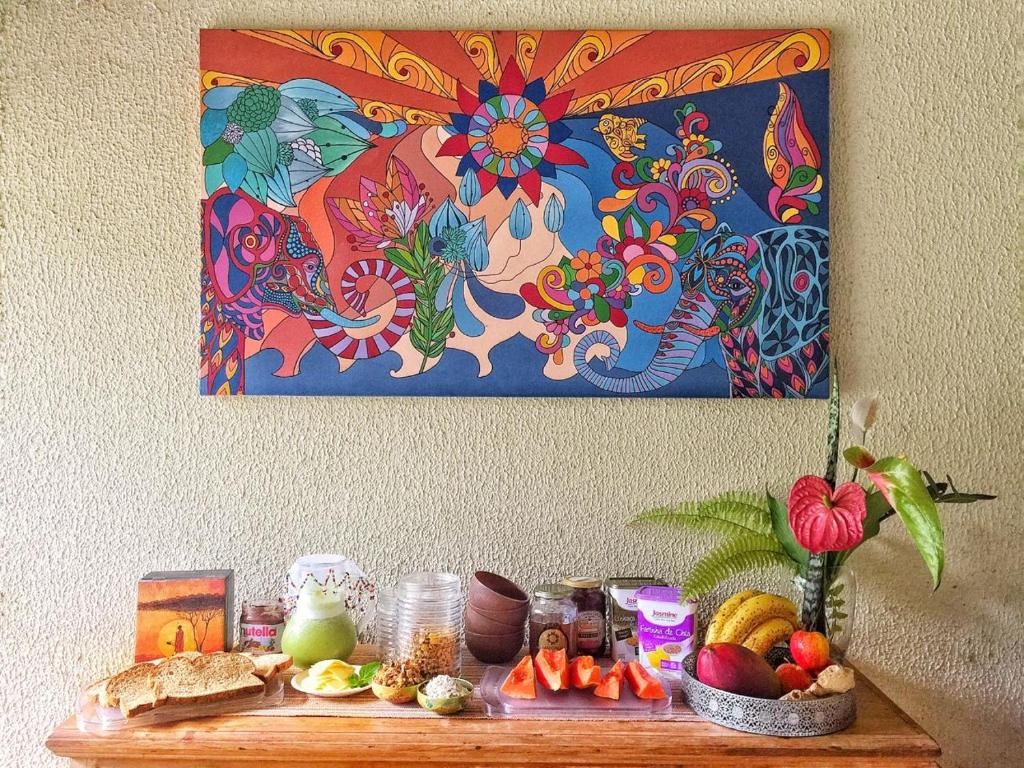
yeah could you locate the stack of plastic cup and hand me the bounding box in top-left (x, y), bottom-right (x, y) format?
top-left (374, 587), bottom-right (398, 659)
top-left (394, 572), bottom-right (463, 677)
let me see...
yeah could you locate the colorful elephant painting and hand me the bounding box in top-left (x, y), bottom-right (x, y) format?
top-left (199, 29), bottom-right (831, 397)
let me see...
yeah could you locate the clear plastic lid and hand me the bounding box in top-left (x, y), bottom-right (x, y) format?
top-left (397, 572), bottom-right (461, 598)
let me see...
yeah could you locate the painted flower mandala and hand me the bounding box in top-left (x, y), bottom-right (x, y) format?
top-left (438, 56), bottom-right (586, 205)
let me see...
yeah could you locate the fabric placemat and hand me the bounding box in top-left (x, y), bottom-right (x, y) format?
top-left (246, 646), bottom-right (688, 720)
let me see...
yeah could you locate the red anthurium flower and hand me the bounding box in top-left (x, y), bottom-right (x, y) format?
top-left (437, 56), bottom-right (586, 206)
top-left (788, 475), bottom-right (867, 553)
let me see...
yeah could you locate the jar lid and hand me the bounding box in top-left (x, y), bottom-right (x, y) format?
top-left (533, 583), bottom-right (572, 600)
top-left (561, 576), bottom-right (601, 589)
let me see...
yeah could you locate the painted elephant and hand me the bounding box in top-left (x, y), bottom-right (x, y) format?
top-left (200, 188), bottom-right (416, 394)
top-left (573, 224), bottom-right (829, 397)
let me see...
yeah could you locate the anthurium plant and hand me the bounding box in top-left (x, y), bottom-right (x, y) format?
top-left (631, 371), bottom-right (995, 635)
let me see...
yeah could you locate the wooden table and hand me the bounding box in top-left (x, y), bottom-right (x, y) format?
top-left (47, 647), bottom-right (940, 768)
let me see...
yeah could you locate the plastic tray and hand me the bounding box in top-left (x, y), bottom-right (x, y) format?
top-left (76, 674), bottom-right (284, 733)
top-left (478, 663), bottom-right (672, 719)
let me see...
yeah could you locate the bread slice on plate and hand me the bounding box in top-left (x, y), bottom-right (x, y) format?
top-left (241, 652), bottom-right (293, 681)
top-left (99, 663), bottom-right (160, 718)
top-left (155, 652), bottom-right (265, 707)
top-left (83, 678), bottom-right (108, 705)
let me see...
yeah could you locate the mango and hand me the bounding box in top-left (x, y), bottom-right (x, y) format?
top-left (696, 642), bottom-right (782, 699)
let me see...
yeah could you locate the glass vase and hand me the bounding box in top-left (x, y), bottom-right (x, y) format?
top-left (793, 563), bottom-right (857, 658)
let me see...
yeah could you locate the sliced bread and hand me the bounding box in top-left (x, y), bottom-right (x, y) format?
top-left (83, 678), bottom-right (108, 705)
top-left (154, 652), bottom-right (265, 706)
top-left (241, 652), bottom-right (293, 681)
top-left (99, 663), bottom-right (160, 718)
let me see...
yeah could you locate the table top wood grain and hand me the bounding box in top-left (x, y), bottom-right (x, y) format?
top-left (47, 646), bottom-right (940, 768)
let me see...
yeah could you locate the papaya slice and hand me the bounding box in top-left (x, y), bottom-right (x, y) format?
top-left (500, 656), bottom-right (536, 699)
top-left (594, 660), bottom-right (627, 700)
top-left (625, 661), bottom-right (667, 700)
top-left (569, 655), bottom-right (601, 689)
top-left (534, 648), bottom-right (569, 692)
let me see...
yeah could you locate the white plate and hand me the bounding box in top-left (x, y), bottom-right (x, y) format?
top-left (291, 664), bottom-right (373, 698)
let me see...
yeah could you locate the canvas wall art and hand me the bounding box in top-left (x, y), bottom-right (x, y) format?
top-left (134, 570), bottom-right (234, 661)
top-left (199, 29), bottom-right (830, 397)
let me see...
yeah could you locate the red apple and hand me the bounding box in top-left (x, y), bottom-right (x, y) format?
top-left (789, 630), bottom-right (831, 674)
top-left (775, 662), bottom-right (814, 694)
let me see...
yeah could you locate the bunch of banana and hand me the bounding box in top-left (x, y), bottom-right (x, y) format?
top-left (705, 590), bottom-right (799, 655)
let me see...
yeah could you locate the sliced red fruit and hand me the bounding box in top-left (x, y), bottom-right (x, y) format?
top-left (625, 661), bottom-right (667, 700)
top-left (500, 656), bottom-right (536, 699)
top-left (594, 660), bottom-right (627, 700)
top-left (569, 655), bottom-right (601, 689)
top-left (534, 648), bottom-right (569, 692)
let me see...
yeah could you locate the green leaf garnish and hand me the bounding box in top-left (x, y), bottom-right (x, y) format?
top-left (347, 661), bottom-right (381, 689)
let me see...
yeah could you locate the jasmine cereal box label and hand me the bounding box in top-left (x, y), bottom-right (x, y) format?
top-left (635, 586), bottom-right (696, 679)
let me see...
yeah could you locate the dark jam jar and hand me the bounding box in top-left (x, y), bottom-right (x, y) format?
top-left (561, 577), bottom-right (606, 656)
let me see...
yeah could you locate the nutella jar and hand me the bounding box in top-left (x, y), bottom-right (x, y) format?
top-left (529, 584), bottom-right (577, 656)
top-left (562, 577), bottom-right (606, 656)
top-left (239, 599), bottom-right (285, 653)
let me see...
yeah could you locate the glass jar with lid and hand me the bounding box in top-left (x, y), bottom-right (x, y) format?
top-left (529, 583), bottom-right (577, 656)
top-left (561, 577), bottom-right (606, 656)
top-left (393, 572), bottom-right (463, 676)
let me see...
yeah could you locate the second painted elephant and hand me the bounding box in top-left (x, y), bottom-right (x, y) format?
top-left (573, 224), bottom-right (829, 397)
top-left (200, 188), bottom-right (415, 394)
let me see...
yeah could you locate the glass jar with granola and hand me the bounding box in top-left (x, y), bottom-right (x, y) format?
top-left (393, 572), bottom-right (463, 676)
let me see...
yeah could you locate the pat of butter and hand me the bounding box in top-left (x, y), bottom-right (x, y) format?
top-left (309, 659), bottom-right (355, 679)
top-left (305, 659), bottom-right (356, 692)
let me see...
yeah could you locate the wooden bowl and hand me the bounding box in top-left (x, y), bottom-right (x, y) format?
top-left (465, 607), bottom-right (526, 635)
top-left (465, 629), bottom-right (524, 664)
top-left (469, 572), bottom-right (528, 612)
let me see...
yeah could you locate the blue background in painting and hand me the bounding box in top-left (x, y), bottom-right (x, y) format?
top-left (245, 70), bottom-right (829, 397)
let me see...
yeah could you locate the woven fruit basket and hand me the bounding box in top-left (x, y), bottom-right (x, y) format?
top-left (680, 653), bottom-right (856, 737)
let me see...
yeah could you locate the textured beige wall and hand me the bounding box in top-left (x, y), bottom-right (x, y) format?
top-left (2, 1), bottom-right (1022, 766)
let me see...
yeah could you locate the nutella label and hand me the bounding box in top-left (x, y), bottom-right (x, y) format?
top-left (239, 622), bottom-right (284, 652)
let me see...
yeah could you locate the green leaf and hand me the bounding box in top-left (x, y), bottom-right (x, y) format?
top-left (768, 490), bottom-right (809, 566)
top-left (683, 534), bottom-right (798, 598)
top-left (862, 490), bottom-right (890, 542)
top-left (413, 222), bottom-right (432, 263)
top-left (593, 297), bottom-right (611, 323)
top-left (435, 306), bottom-right (455, 337)
top-left (672, 229), bottom-right (699, 258)
top-left (630, 492), bottom-right (772, 537)
top-left (425, 262), bottom-right (445, 293)
top-left (866, 456), bottom-right (945, 589)
top-left (347, 661), bottom-right (380, 689)
top-left (843, 445), bottom-right (876, 469)
top-left (385, 247), bottom-right (422, 281)
top-left (786, 165), bottom-right (819, 191)
top-left (240, 170), bottom-right (268, 202)
top-left (205, 163), bottom-right (225, 195)
top-left (235, 128), bottom-right (278, 176)
top-left (203, 138), bottom-right (234, 166)
top-left (308, 115), bottom-right (372, 176)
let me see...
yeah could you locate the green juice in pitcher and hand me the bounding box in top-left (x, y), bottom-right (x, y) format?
top-left (281, 581), bottom-right (357, 668)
